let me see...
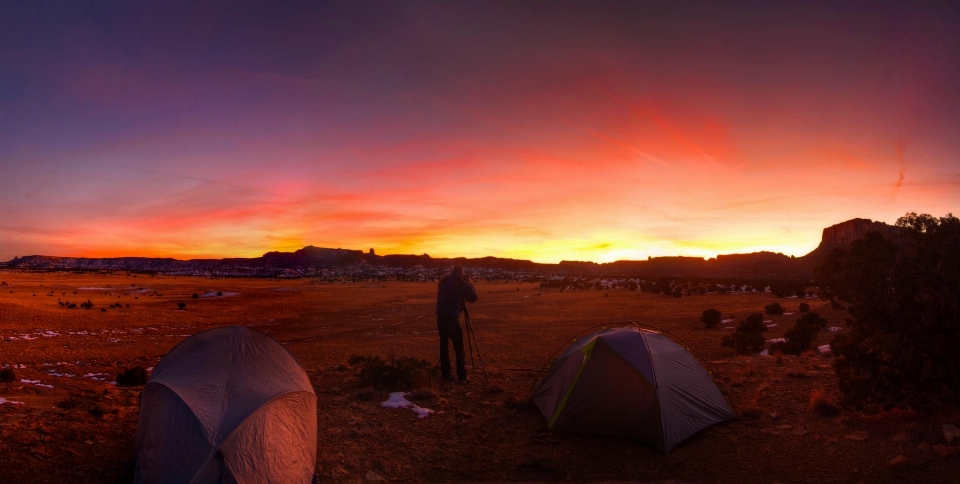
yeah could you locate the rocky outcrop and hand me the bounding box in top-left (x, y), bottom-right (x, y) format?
top-left (818, 219), bottom-right (898, 250)
top-left (800, 218), bottom-right (899, 269)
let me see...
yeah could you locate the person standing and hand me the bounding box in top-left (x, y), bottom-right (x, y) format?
top-left (435, 265), bottom-right (478, 381)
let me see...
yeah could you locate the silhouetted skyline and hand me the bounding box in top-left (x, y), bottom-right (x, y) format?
top-left (2, 1), bottom-right (958, 262)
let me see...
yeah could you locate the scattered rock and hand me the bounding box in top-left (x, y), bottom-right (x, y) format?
top-left (890, 431), bottom-right (911, 444)
top-left (364, 470), bottom-right (385, 481)
top-left (942, 424), bottom-right (960, 443)
top-left (776, 424), bottom-right (793, 430)
top-left (760, 428), bottom-right (781, 435)
top-left (888, 455), bottom-right (906, 467)
top-left (844, 430), bottom-right (869, 442)
top-left (455, 411), bottom-right (473, 418)
top-left (714, 427), bottom-right (732, 434)
top-left (769, 412), bottom-right (782, 420)
top-left (932, 445), bottom-right (957, 458)
top-left (792, 427), bottom-right (809, 436)
top-left (918, 441), bottom-right (932, 453)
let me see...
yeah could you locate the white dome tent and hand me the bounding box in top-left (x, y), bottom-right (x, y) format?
top-left (532, 325), bottom-right (736, 452)
top-left (135, 326), bottom-right (317, 483)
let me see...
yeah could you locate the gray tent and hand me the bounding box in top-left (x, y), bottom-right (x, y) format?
top-left (532, 326), bottom-right (735, 452)
top-left (135, 326), bottom-right (317, 483)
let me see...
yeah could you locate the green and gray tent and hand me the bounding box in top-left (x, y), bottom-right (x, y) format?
top-left (532, 326), bottom-right (735, 452)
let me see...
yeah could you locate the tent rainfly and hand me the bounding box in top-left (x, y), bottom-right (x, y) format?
top-left (532, 326), bottom-right (735, 452)
top-left (135, 326), bottom-right (317, 483)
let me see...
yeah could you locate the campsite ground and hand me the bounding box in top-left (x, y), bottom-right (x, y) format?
top-left (1, 271), bottom-right (958, 483)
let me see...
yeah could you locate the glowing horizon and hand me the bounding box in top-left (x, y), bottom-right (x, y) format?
top-left (2, 2), bottom-right (958, 265)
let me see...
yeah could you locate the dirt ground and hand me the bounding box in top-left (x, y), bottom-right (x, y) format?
top-left (1, 271), bottom-right (957, 483)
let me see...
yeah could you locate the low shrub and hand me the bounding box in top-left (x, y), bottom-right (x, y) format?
top-left (721, 312), bottom-right (768, 354)
top-left (408, 388), bottom-right (437, 402)
top-left (0, 367), bottom-right (16, 382)
top-left (799, 302), bottom-right (810, 313)
top-left (809, 389), bottom-right (840, 416)
top-left (348, 354), bottom-right (436, 390)
top-left (740, 406), bottom-right (763, 419)
top-left (765, 302), bottom-right (784, 315)
top-left (770, 312), bottom-right (831, 355)
top-left (88, 404), bottom-right (105, 419)
top-left (701, 309), bottom-right (722, 328)
top-left (116, 366), bottom-right (149, 386)
top-left (353, 387), bottom-right (378, 401)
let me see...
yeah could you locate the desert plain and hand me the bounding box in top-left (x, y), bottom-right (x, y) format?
top-left (1, 270), bottom-right (958, 483)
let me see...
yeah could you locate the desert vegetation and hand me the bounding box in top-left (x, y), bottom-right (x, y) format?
top-left (721, 312), bottom-right (768, 354)
top-left (816, 212), bottom-right (960, 411)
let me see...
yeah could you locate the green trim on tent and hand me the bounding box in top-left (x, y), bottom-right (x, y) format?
top-left (548, 339), bottom-right (597, 429)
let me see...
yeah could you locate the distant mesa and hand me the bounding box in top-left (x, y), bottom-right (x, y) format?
top-left (801, 218), bottom-right (900, 268)
top-left (1, 218), bottom-right (896, 278)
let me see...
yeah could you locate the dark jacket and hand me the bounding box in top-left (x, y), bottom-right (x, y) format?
top-left (435, 273), bottom-right (478, 318)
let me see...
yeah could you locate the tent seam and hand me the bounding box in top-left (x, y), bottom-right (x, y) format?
top-left (548, 339), bottom-right (597, 429)
top-left (637, 329), bottom-right (667, 452)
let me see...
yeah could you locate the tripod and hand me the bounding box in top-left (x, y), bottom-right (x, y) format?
top-left (461, 303), bottom-right (488, 383)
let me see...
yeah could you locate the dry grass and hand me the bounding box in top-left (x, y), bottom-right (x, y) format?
top-left (810, 388), bottom-right (841, 416)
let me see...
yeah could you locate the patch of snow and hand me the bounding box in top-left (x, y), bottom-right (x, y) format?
top-left (381, 392), bottom-right (435, 418)
top-left (766, 324), bottom-right (778, 328)
top-left (0, 397), bottom-right (24, 405)
top-left (44, 371), bottom-right (75, 378)
top-left (763, 320), bottom-right (773, 323)
top-left (829, 327), bottom-right (842, 332)
top-left (20, 335), bottom-right (37, 340)
top-left (818, 345), bottom-right (832, 355)
top-left (76, 287), bottom-right (110, 290)
top-left (783, 312), bottom-right (794, 316)
top-left (21, 379), bottom-right (53, 388)
top-left (759, 349), bottom-right (770, 356)
top-left (721, 319), bottom-right (734, 324)
top-left (768, 338), bottom-right (787, 343)
top-left (787, 295), bottom-right (798, 298)
top-left (200, 291), bottom-right (239, 297)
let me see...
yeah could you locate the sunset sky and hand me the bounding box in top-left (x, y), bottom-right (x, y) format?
top-left (1, 1), bottom-right (958, 263)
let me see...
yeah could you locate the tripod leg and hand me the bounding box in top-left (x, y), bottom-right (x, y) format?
top-left (465, 318), bottom-right (488, 383)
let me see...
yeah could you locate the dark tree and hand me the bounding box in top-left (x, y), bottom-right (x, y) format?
top-left (177, 302), bottom-right (186, 310)
top-left (721, 312), bottom-right (768, 354)
top-left (816, 213), bottom-right (960, 410)
top-left (192, 293), bottom-right (199, 299)
top-left (701, 309), bottom-right (722, 328)
top-left (771, 312), bottom-right (828, 355)
top-left (765, 302), bottom-right (784, 315)
top-left (799, 302), bottom-right (810, 313)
